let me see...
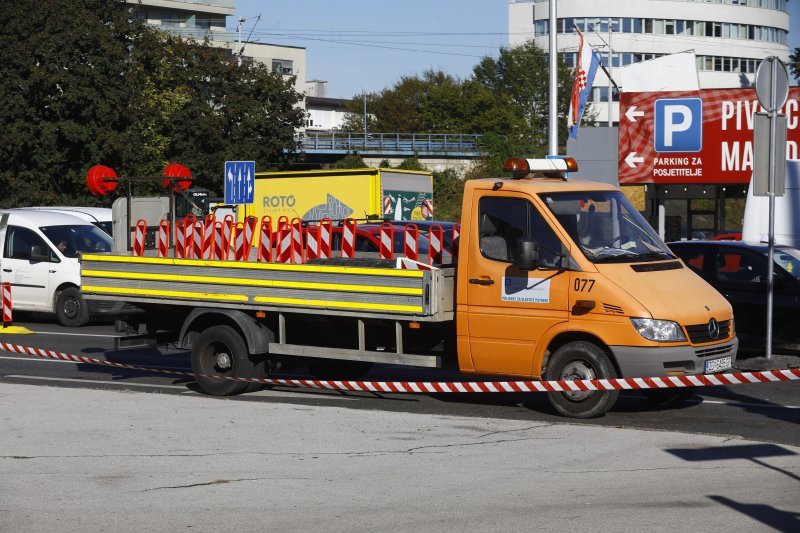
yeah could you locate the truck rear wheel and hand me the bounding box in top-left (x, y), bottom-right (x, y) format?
top-left (544, 341), bottom-right (619, 419)
top-left (191, 325), bottom-right (263, 396)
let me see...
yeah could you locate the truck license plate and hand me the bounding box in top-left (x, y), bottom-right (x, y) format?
top-left (705, 356), bottom-right (732, 374)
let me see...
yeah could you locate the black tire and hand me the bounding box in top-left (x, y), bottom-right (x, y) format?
top-left (544, 341), bottom-right (619, 419)
top-left (307, 358), bottom-right (373, 380)
top-left (55, 287), bottom-right (89, 327)
top-left (643, 388), bottom-right (696, 408)
top-left (191, 325), bottom-right (265, 396)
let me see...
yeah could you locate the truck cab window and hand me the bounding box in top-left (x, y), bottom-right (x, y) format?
top-left (478, 197), bottom-right (564, 267)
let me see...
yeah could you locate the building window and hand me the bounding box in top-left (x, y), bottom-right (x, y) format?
top-left (272, 60), bottom-right (293, 75)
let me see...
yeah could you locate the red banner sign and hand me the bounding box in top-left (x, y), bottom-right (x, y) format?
top-left (618, 87), bottom-right (800, 184)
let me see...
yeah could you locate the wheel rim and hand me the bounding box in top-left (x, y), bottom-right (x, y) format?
top-left (559, 360), bottom-right (597, 401)
top-left (63, 296), bottom-right (80, 320)
top-left (201, 342), bottom-right (234, 375)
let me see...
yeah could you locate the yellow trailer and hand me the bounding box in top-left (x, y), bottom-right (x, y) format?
top-left (241, 167), bottom-right (433, 222)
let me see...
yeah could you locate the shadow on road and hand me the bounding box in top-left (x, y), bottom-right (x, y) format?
top-left (707, 496), bottom-right (799, 532)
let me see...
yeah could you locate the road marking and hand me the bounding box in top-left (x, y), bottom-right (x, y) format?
top-left (0, 354), bottom-right (188, 371)
top-left (4, 375), bottom-right (188, 390)
top-left (699, 399), bottom-right (800, 410)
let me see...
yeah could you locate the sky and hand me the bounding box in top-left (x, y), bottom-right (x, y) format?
top-left (234, 0), bottom-right (800, 99)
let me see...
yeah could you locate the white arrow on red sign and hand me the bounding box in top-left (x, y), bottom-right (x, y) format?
top-left (625, 152), bottom-right (644, 168)
top-left (625, 105), bottom-right (644, 122)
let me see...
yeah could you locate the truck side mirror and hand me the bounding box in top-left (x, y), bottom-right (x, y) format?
top-left (30, 245), bottom-right (50, 262)
top-left (517, 239), bottom-right (539, 270)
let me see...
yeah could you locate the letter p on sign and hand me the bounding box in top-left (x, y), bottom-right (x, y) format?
top-left (654, 98), bottom-right (703, 152)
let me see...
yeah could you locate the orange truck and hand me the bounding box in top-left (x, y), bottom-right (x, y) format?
top-left (80, 157), bottom-right (737, 418)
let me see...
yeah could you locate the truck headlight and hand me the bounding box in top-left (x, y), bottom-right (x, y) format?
top-left (630, 318), bottom-right (686, 342)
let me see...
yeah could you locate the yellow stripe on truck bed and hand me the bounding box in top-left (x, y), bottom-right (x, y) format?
top-left (81, 254), bottom-right (424, 278)
top-left (81, 285), bottom-right (249, 302)
top-left (81, 269), bottom-right (423, 296)
top-left (252, 296), bottom-right (422, 313)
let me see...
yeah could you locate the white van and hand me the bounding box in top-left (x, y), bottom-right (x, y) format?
top-left (23, 206), bottom-right (112, 236)
top-left (0, 209), bottom-right (115, 326)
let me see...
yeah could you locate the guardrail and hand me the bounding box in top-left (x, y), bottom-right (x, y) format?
top-left (297, 132), bottom-right (491, 155)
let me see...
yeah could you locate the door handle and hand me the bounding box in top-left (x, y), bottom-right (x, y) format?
top-left (49, 270), bottom-right (57, 274)
top-left (469, 278), bottom-right (494, 286)
top-left (2, 269), bottom-right (11, 273)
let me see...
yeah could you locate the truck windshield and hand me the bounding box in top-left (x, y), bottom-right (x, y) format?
top-left (539, 190), bottom-right (673, 263)
top-left (40, 225), bottom-right (113, 258)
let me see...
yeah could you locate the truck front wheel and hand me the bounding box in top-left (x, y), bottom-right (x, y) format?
top-left (191, 325), bottom-right (262, 396)
top-left (544, 341), bottom-right (619, 419)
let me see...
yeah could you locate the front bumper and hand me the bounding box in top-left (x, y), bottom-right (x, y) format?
top-left (610, 337), bottom-right (738, 378)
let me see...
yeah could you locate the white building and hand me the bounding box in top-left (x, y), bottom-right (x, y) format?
top-left (127, 1), bottom-right (307, 94)
top-left (508, 0), bottom-right (791, 124)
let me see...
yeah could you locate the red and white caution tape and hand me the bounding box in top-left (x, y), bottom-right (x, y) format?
top-left (1, 342), bottom-right (798, 393)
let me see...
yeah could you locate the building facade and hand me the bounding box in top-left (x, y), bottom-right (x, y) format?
top-left (127, 1), bottom-right (307, 94)
top-left (508, 0), bottom-right (791, 124)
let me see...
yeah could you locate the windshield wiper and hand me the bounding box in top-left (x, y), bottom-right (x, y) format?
top-left (629, 251), bottom-right (675, 262)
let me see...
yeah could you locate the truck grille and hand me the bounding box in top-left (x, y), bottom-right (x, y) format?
top-left (685, 320), bottom-right (731, 344)
top-left (695, 344), bottom-right (735, 358)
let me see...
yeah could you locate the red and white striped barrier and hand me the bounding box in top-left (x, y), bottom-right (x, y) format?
top-left (290, 218), bottom-right (304, 264)
top-left (213, 221), bottom-right (226, 260)
top-left (1, 283), bottom-right (12, 325)
top-left (397, 257), bottom-right (434, 271)
top-left (257, 217), bottom-right (273, 262)
top-left (1, 342), bottom-right (798, 394)
top-left (157, 220), bottom-right (170, 258)
top-left (183, 215), bottom-right (195, 259)
top-left (276, 221), bottom-right (292, 264)
top-left (175, 220), bottom-right (187, 259)
top-left (379, 222), bottom-right (394, 260)
top-left (132, 219), bottom-right (146, 256)
top-left (222, 215), bottom-right (234, 260)
top-left (202, 215), bottom-right (215, 259)
top-left (428, 224), bottom-right (443, 265)
top-left (232, 223), bottom-right (247, 261)
top-left (319, 218), bottom-right (332, 259)
top-left (341, 218), bottom-right (357, 259)
top-left (452, 223), bottom-right (460, 261)
top-left (383, 196), bottom-right (392, 217)
top-left (306, 225), bottom-right (321, 261)
top-left (403, 224), bottom-right (419, 261)
top-left (240, 216), bottom-right (257, 261)
top-left (191, 221), bottom-right (204, 260)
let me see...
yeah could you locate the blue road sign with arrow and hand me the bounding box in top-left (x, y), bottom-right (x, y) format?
top-left (224, 161), bottom-right (255, 205)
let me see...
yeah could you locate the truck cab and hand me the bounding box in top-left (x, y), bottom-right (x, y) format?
top-left (456, 157), bottom-right (737, 416)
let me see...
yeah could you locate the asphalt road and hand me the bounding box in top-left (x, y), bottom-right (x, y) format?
top-left (1, 317), bottom-right (798, 447)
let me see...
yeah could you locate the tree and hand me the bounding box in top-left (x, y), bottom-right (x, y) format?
top-left (0, 0), bottom-right (143, 206)
top-left (330, 153), bottom-right (367, 169)
top-left (472, 40), bottom-right (574, 149)
top-left (0, 0), bottom-right (305, 206)
top-left (790, 48), bottom-right (800, 82)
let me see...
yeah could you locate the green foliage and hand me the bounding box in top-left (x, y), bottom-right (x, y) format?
top-left (396, 155), bottom-right (425, 171)
top-left (790, 48), bottom-right (800, 82)
top-left (0, 0), bottom-right (304, 207)
top-left (432, 168), bottom-right (465, 222)
top-left (330, 153), bottom-right (367, 169)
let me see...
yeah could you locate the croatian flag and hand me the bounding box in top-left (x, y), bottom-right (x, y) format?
top-left (568, 27), bottom-right (601, 139)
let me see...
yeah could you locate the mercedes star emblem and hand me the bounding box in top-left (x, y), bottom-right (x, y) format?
top-left (708, 318), bottom-right (720, 340)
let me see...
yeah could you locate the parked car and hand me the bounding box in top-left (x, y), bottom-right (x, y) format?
top-left (0, 209), bottom-right (128, 326)
top-left (23, 206), bottom-right (112, 236)
top-left (669, 240), bottom-right (800, 353)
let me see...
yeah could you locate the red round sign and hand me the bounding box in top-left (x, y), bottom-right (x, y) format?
top-left (86, 165), bottom-right (119, 196)
top-left (162, 163), bottom-right (193, 192)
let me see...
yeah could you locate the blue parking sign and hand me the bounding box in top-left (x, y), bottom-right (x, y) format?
top-left (224, 161), bottom-right (255, 205)
top-left (654, 98), bottom-right (703, 152)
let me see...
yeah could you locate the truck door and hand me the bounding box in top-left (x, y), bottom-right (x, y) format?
top-left (466, 194), bottom-right (571, 376)
top-left (1, 225), bottom-right (55, 311)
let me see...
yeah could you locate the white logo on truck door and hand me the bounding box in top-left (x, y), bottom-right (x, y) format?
top-left (501, 276), bottom-right (551, 304)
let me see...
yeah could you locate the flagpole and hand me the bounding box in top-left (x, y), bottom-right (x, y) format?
top-left (548, 0), bottom-right (558, 155)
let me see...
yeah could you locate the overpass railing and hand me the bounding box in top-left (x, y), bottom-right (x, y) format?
top-left (297, 132), bottom-right (491, 154)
